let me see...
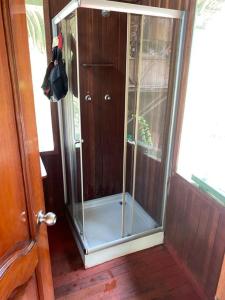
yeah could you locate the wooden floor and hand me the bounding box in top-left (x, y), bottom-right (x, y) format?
top-left (48, 219), bottom-right (202, 300)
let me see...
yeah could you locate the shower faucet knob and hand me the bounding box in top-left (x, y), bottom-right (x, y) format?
top-left (104, 94), bottom-right (111, 101)
top-left (85, 94), bottom-right (92, 101)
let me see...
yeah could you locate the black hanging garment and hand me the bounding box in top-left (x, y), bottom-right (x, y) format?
top-left (42, 46), bottom-right (68, 101)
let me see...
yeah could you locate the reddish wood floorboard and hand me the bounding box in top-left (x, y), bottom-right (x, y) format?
top-left (48, 219), bottom-right (202, 300)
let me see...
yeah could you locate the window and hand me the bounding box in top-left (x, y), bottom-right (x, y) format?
top-left (127, 16), bottom-right (173, 161)
top-left (26, 0), bottom-right (54, 152)
top-left (178, 0), bottom-right (225, 204)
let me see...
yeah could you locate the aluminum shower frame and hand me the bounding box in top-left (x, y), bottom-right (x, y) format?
top-left (52, 0), bottom-right (187, 254)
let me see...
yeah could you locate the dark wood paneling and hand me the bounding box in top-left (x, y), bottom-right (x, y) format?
top-left (78, 8), bottom-right (126, 200)
top-left (49, 219), bottom-right (202, 299)
top-left (100, 10), bottom-right (127, 197)
top-left (41, 153), bottom-right (65, 217)
top-left (135, 147), bottom-right (163, 224)
top-left (78, 8), bottom-right (103, 199)
top-left (216, 255), bottom-right (225, 300)
top-left (166, 174), bottom-right (225, 299)
top-left (126, 144), bottom-right (163, 224)
top-left (48, 0), bottom-right (70, 18)
top-left (41, 152), bottom-right (65, 219)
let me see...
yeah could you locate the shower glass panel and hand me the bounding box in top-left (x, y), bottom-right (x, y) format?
top-left (124, 14), bottom-right (175, 236)
top-left (124, 14), bottom-right (142, 236)
top-left (60, 14), bottom-right (84, 235)
top-left (76, 8), bottom-right (126, 250)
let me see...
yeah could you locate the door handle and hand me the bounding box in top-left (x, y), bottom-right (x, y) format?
top-left (37, 211), bottom-right (56, 226)
top-left (127, 140), bottom-right (136, 145)
top-left (74, 139), bottom-right (84, 145)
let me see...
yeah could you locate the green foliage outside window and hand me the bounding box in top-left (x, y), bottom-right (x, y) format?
top-left (127, 115), bottom-right (152, 147)
top-left (26, 1), bottom-right (46, 53)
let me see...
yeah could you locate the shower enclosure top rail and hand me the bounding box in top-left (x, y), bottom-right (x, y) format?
top-left (80, 0), bottom-right (183, 19)
top-left (82, 63), bottom-right (114, 68)
top-left (52, 0), bottom-right (184, 37)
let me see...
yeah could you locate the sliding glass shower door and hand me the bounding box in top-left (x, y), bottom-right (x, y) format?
top-left (60, 13), bottom-right (84, 235)
top-left (123, 14), bottom-right (179, 236)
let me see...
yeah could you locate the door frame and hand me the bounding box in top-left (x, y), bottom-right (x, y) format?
top-left (1, 1), bottom-right (54, 299)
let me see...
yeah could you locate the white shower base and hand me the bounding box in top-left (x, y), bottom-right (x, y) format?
top-left (81, 193), bottom-right (158, 250)
top-left (70, 193), bottom-right (164, 268)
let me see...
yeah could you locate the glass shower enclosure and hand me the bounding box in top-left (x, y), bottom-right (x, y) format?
top-left (52, 0), bottom-right (186, 267)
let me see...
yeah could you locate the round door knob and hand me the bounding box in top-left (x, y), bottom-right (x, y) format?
top-left (104, 94), bottom-right (111, 101)
top-left (37, 210), bottom-right (57, 226)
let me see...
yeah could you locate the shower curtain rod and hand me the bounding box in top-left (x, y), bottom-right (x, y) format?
top-left (52, 0), bottom-right (184, 36)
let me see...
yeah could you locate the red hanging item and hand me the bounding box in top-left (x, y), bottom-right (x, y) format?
top-left (41, 46), bottom-right (68, 101)
top-left (58, 32), bottom-right (63, 49)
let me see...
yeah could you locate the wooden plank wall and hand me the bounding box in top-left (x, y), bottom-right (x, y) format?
top-left (166, 175), bottom-right (225, 299)
top-left (126, 144), bottom-right (163, 224)
top-left (216, 255), bottom-right (225, 300)
top-left (77, 8), bottom-right (127, 200)
top-left (47, 0), bottom-right (70, 17)
top-left (41, 153), bottom-right (64, 216)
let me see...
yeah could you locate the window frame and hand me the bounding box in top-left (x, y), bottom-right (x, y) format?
top-left (40, 0), bottom-right (60, 155)
top-left (173, 0), bottom-right (225, 207)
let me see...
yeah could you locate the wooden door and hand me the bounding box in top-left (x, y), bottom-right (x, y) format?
top-left (0, 1), bottom-right (54, 299)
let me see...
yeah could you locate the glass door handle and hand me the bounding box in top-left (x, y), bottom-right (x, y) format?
top-left (127, 140), bottom-right (136, 145)
top-left (74, 139), bottom-right (84, 145)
